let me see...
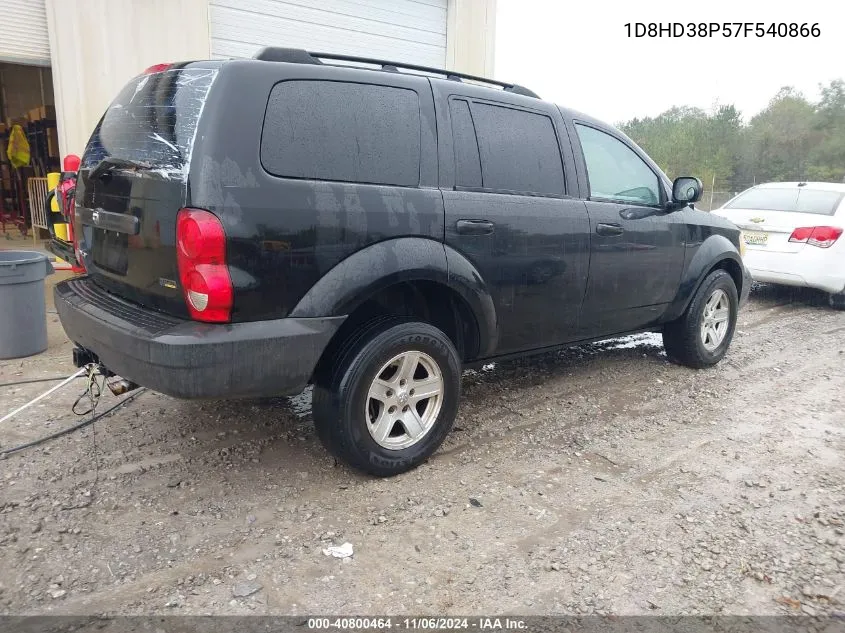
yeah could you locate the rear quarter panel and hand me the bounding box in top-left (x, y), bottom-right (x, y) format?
top-left (188, 61), bottom-right (442, 322)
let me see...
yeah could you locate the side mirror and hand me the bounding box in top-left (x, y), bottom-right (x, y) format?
top-left (671, 176), bottom-right (703, 206)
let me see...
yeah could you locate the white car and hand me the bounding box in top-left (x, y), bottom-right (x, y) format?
top-left (712, 182), bottom-right (845, 309)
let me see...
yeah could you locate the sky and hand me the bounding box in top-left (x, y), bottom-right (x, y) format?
top-left (494, 0), bottom-right (843, 125)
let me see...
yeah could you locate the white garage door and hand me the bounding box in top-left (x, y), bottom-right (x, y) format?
top-left (0, 0), bottom-right (50, 66)
top-left (210, 0), bottom-right (448, 68)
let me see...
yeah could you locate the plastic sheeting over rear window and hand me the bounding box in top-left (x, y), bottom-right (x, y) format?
top-left (724, 187), bottom-right (844, 215)
top-left (80, 68), bottom-right (219, 179)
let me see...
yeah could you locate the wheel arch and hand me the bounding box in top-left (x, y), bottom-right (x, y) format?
top-left (291, 238), bottom-right (498, 366)
top-left (664, 234), bottom-right (745, 322)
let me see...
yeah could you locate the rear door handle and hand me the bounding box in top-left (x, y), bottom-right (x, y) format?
top-left (456, 219), bottom-right (495, 235)
top-left (596, 222), bottom-right (624, 236)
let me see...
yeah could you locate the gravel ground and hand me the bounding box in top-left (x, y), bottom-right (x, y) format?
top-left (0, 279), bottom-right (843, 616)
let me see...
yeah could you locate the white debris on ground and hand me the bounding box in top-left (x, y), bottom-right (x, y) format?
top-left (322, 542), bottom-right (354, 559)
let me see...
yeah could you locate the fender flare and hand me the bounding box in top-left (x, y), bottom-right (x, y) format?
top-left (664, 234), bottom-right (745, 322)
top-left (289, 237), bottom-right (498, 356)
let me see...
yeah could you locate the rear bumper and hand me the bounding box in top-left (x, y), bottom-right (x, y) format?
top-left (748, 267), bottom-right (845, 294)
top-left (744, 250), bottom-right (845, 294)
top-left (55, 277), bottom-right (345, 399)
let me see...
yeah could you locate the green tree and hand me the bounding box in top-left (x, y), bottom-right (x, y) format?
top-left (745, 87), bottom-right (817, 182)
top-left (620, 80), bottom-right (845, 192)
top-left (621, 104), bottom-right (741, 189)
top-left (807, 80), bottom-right (845, 182)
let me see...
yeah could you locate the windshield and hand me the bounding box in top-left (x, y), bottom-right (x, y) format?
top-left (724, 187), bottom-right (843, 216)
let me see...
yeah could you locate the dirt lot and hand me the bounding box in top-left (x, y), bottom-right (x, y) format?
top-left (0, 275), bottom-right (843, 617)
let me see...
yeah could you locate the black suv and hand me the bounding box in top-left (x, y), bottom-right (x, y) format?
top-left (54, 48), bottom-right (750, 476)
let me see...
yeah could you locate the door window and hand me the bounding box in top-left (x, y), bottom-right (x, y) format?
top-left (576, 124), bottom-right (661, 206)
top-left (470, 102), bottom-right (565, 196)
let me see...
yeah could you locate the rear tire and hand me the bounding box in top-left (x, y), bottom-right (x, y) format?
top-left (663, 269), bottom-right (738, 368)
top-left (312, 320), bottom-right (461, 477)
top-left (829, 292), bottom-right (845, 310)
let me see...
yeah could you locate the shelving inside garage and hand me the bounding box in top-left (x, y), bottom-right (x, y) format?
top-left (0, 62), bottom-right (59, 237)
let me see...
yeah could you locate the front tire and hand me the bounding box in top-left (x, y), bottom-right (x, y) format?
top-left (663, 269), bottom-right (738, 368)
top-left (830, 291), bottom-right (845, 310)
top-left (312, 320), bottom-right (461, 477)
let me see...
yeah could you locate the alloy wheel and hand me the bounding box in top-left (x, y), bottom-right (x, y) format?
top-left (364, 351), bottom-right (444, 450)
top-left (700, 288), bottom-right (730, 351)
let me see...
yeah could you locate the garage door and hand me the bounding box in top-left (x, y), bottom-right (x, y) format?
top-left (0, 0), bottom-right (50, 66)
top-left (210, 0), bottom-right (448, 68)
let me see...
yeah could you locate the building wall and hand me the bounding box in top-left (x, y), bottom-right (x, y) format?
top-left (209, 0), bottom-right (448, 68)
top-left (446, 0), bottom-right (496, 77)
top-left (45, 0), bottom-right (210, 157)
top-left (45, 0), bottom-right (496, 159)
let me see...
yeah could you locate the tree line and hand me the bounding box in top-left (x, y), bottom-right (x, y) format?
top-left (619, 79), bottom-right (845, 192)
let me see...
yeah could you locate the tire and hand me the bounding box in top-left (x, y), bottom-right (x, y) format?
top-left (662, 269), bottom-right (738, 368)
top-left (829, 292), bottom-right (845, 310)
top-left (312, 320), bottom-right (461, 477)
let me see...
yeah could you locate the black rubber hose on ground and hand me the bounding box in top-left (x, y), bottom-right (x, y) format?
top-left (0, 388), bottom-right (146, 458)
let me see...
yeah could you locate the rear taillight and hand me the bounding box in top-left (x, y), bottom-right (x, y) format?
top-left (789, 226), bottom-right (843, 248)
top-left (808, 226), bottom-right (843, 248)
top-left (143, 63), bottom-right (172, 74)
top-left (176, 208), bottom-right (232, 322)
top-left (788, 227), bottom-right (814, 243)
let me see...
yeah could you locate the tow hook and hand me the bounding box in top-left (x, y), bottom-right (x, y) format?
top-left (77, 356), bottom-right (139, 397)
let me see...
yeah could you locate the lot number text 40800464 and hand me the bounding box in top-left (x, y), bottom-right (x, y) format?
top-left (624, 22), bottom-right (820, 38)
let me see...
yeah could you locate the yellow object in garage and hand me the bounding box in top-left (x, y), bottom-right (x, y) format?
top-left (47, 172), bottom-right (68, 241)
top-left (6, 124), bottom-right (30, 168)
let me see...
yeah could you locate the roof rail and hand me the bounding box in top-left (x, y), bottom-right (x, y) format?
top-left (252, 47), bottom-right (539, 99)
top-left (253, 47), bottom-right (323, 64)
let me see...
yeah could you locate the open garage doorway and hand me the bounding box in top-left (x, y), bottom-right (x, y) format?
top-left (0, 62), bottom-right (58, 242)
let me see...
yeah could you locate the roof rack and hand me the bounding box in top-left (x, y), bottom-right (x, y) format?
top-left (252, 47), bottom-right (539, 99)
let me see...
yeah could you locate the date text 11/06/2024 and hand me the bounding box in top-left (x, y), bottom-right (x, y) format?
top-left (624, 22), bottom-right (820, 38)
top-left (307, 618), bottom-right (528, 630)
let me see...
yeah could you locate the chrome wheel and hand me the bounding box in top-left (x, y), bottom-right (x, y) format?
top-left (700, 288), bottom-right (730, 351)
top-left (365, 351), bottom-right (444, 450)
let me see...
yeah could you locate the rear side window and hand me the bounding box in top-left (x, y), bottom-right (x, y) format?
top-left (261, 81), bottom-right (421, 187)
top-left (81, 68), bottom-right (219, 176)
top-left (725, 187), bottom-right (843, 216)
top-left (449, 99), bottom-right (482, 188)
top-left (470, 102), bottom-right (565, 196)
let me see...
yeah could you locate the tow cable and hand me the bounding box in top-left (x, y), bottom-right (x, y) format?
top-left (0, 364), bottom-right (145, 458)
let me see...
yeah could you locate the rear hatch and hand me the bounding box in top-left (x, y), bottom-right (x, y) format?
top-left (714, 186), bottom-right (845, 254)
top-left (75, 63), bottom-right (220, 317)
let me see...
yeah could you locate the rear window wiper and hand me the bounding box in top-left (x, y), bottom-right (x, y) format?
top-left (89, 157), bottom-right (152, 180)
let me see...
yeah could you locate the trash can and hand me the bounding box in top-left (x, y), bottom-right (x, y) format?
top-left (0, 251), bottom-right (55, 359)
